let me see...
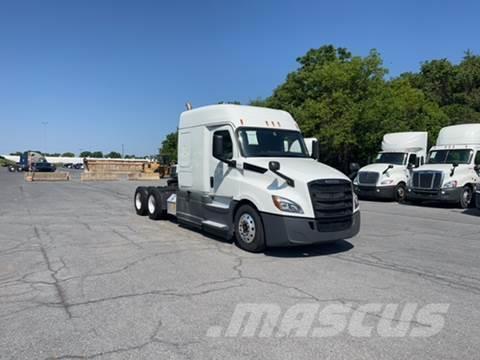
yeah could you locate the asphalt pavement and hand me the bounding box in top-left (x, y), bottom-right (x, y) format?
top-left (0, 167), bottom-right (479, 359)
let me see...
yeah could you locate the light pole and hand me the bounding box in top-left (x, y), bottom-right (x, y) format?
top-left (41, 121), bottom-right (48, 152)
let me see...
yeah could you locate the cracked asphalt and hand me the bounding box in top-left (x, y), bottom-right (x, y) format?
top-left (1, 168), bottom-right (480, 359)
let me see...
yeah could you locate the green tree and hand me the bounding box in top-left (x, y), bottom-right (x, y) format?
top-left (404, 51), bottom-right (480, 124)
top-left (80, 151), bottom-right (92, 158)
top-left (106, 151), bottom-right (122, 158)
top-left (159, 132), bottom-right (178, 162)
top-left (61, 152), bottom-right (75, 157)
top-left (91, 151), bottom-right (104, 158)
top-left (253, 45), bottom-right (447, 170)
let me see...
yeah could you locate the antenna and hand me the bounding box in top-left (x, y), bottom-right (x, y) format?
top-left (185, 102), bottom-right (192, 111)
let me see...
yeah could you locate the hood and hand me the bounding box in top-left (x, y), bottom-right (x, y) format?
top-left (358, 163), bottom-right (403, 174)
top-left (244, 157), bottom-right (350, 183)
top-left (413, 163), bottom-right (465, 172)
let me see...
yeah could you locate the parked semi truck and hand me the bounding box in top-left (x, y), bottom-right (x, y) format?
top-left (134, 104), bottom-right (360, 252)
top-left (353, 132), bottom-right (428, 202)
top-left (9, 151), bottom-right (56, 172)
top-left (406, 124), bottom-right (480, 208)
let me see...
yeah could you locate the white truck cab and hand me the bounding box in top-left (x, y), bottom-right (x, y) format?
top-left (353, 132), bottom-right (428, 202)
top-left (406, 124), bottom-right (480, 208)
top-left (134, 104), bottom-right (360, 252)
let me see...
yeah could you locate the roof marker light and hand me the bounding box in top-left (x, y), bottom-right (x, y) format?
top-left (271, 121), bottom-right (275, 127)
top-left (240, 118), bottom-right (244, 125)
top-left (277, 121), bottom-right (281, 127)
top-left (265, 121), bottom-right (269, 126)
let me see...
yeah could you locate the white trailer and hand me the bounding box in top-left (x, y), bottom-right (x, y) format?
top-left (133, 104), bottom-right (360, 252)
top-left (406, 124), bottom-right (480, 208)
top-left (353, 132), bottom-right (428, 202)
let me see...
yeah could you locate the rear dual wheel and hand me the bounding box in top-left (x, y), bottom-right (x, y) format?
top-left (134, 187), bottom-right (169, 219)
top-left (134, 187), bottom-right (149, 216)
top-left (147, 188), bottom-right (168, 220)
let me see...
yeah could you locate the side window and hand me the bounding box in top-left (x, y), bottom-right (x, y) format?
top-left (408, 154), bottom-right (417, 166)
top-left (213, 130), bottom-right (233, 160)
top-left (475, 151), bottom-right (480, 165)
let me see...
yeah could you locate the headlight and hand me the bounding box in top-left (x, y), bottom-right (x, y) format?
top-left (272, 196), bottom-right (304, 214)
top-left (353, 175), bottom-right (359, 185)
top-left (380, 179), bottom-right (394, 185)
top-left (353, 193), bottom-right (360, 211)
top-left (443, 180), bottom-right (458, 189)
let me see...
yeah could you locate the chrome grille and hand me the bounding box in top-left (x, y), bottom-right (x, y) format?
top-left (358, 171), bottom-right (379, 185)
top-left (412, 171), bottom-right (443, 190)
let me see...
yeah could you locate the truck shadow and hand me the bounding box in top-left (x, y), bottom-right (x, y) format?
top-left (462, 208), bottom-right (480, 217)
top-left (401, 201), bottom-right (460, 209)
top-left (264, 240), bottom-right (354, 258)
top-left (177, 223), bottom-right (354, 257)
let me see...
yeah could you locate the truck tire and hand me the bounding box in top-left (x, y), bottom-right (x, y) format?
top-left (394, 183), bottom-right (407, 203)
top-left (234, 204), bottom-right (265, 253)
top-left (460, 186), bottom-right (473, 209)
top-left (147, 188), bottom-right (168, 220)
top-left (134, 187), bottom-right (149, 216)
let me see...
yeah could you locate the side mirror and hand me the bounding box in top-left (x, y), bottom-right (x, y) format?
top-left (407, 163), bottom-right (414, 170)
top-left (311, 140), bottom-right (320, 160)
top-left (474, 164), bottom-right (480, 171)
top-left (453, 162), bottom-right (459, 168)
top-left (349, 162), bottom-right (360, 173)
top-left (269, 161), bottom-right (280, 172)
top-left (213, 135), bottom-right (224, 160)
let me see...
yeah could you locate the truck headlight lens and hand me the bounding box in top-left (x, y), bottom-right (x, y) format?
top-left (353, 193), bottom-right (360, 211)
top-left (381, 179), bottom-right (394, 185)
top-left (272, 196), bottom-right (304, 214)
top-left (443, 180), bottom-right (458, 189)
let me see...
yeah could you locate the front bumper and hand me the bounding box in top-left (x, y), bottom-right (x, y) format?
top-left (262, 211), bottom-right (360, 247)
top-left (354, 185), bottom-right (396, 200)
top-left (406, 187), bottom-right (462, 203)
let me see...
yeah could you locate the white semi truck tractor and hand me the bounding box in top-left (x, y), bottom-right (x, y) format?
top-left (406, 124), bottom-right (480, 208)
top-left (353, 132), bottom-right (428, 202)
top-left (134, 104), bottom-right (360, 252)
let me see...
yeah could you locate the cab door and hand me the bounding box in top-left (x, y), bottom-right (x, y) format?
top-left (209, 126), bottom-right (240, 205)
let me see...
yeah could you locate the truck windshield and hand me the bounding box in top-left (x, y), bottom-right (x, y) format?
top-left (427, 149), bottom-right (473, 164)
top-left (238, 128), bottom-right (309, 158)
top-left (374, 152), bottom-right (407, 165)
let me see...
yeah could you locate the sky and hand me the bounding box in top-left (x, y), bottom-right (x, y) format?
top-left (1, 0), bottom-right (479, 156)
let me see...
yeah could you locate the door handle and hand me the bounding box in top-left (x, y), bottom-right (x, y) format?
top-left (210, 176), bottom-right (214, 188)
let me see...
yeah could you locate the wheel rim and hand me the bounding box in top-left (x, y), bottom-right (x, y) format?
top-left (238, 213), bottom-right (256, 244)
top-left (463, 189), bottom-right (472, 205)
top-left (148, 195), bottom-right (156, 214)
top-left (397, 186), bottom-right (405, 200)
top-left (135, 193), bottom-right (142, 210)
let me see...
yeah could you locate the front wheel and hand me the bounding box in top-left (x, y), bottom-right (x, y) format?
top-left (460, 186), bottom-right (473, 209)
top-left (394, 183), bottom-right (407, 203)
top-left (234, 205), bottom-right (265, 253)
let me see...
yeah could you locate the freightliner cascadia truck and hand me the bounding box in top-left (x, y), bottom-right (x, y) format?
top-left (353, 132), bottom-right (428, 202)
top-left (406, 124), bottom-right (480, 208)
top-left (133, 104), bottom-right (360, 252)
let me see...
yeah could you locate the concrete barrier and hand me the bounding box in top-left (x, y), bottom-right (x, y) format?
top-left (25, 172), bottom-right (70, 182)
top-left (127, 173), bottom-right (160, 181)
top-left (80, 172), bottom-right (121, 181)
